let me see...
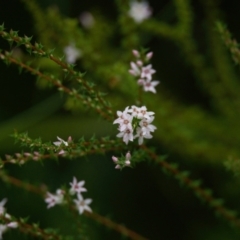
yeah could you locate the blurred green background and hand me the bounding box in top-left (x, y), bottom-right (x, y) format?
top-left (1, 0), bottom-right (240, 239)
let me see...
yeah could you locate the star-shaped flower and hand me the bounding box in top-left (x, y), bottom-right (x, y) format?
top-left (69, 177), bottom-right (87, 195)
top-left (45, 189), bottom-right (64, 209)
top-left (53, 136), bottom-right (69, 147)
top-left (74, 194), bottom-right (92, 214)
top-left (141, 64), bottom-right (156, 80)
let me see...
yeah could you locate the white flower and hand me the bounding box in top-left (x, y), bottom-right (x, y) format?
top-left (69, 177), bottom-right (87, 195)
top-left (53, 136), bottom-right (69, 147)
top-left (136, 106), bottom-right (155, 119)
top-left (138, 78), bottom-right (160, 93)
top-left (45, 189), bottom-right (64, 209)
top-left (0, 199), bottom-right (7, 215)
top-left (74, 194), bottom-right (92, 214)
top-left (79, 12), bottom-right (95, 29)
top-left (64, 44), bottom-right (81, 64)
top-left (141, 64), bottom-right (156, 80)
top-left (116, 128), bottom-right (134, 144)
top-left (139, 116), bottom-right (157, 135)
top-left (128, 0), bottom-right (152, 23)
top-left (129, 62), bottom-right (141, 76)
top-left (134, 127), bottom-right (153, 145)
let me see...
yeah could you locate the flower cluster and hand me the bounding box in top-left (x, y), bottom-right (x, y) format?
top-left (129, 49), bottom-right (160, 93)
top-left (45, 177), bottom-right (92, 215)
top-left (128, 0), bottom-right (152, 23)
top-left (112, 152), bottom-right (131, 170)
top-left (53, 136), bottom-right (72, 155)
top-left (113, 106), bottom-right (156, 145)
top-left (0, 199), bottom-right (18, 239)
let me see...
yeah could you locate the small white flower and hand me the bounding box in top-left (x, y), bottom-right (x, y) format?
top-left (129, 62), bottom-right (141, 76)
top-left (74, 194), bottom-right (92, 214)
top-left (139, 116), bottom-right (157, 134)
top-left (134, 127), bottom-right (153, 145)
top-left (79, 12), bottom-right (95, 29)
top-left (64, 44), bottom-right (81, 64)
top-left (53, 136), bottom-right (69, 147)
top-left (136, 106), bottom-right (155, 119)
top-left (117, 128), bottom-right (134, 144)
top-left (141, 64), bottom-right (156, 80)
top-left (45, 189), bottom-right (64, 209)
top-left (138, 78), bottom-right (160, 93)
top-left (128, 0), bottom-right (152, 23)
top-left (69, 177), bottom-right (87, 195)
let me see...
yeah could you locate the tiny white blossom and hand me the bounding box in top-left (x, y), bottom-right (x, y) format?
top-left (139, 116), bottom-right (157, 135)
top-left (69, 177), bottom-right (87, 195)
top-left (138, 78), bottom-right (160, 93)
top-left (79, 12), bottom-right (95, 29)
top-left (141, 64), bottom-right (156, 80)
top-left (128, 0), bottom-right (152, 23)
top-left (117, 128), bottom-right (134, 144)
top-left (45, 189), bottom-right (64, 209)
top-left (64, 44), bottom-right (81, 64)
top-left (136, 106), bottom-right (155, 119)
top-left (134, 127), bottom-right (153, 145)
top-left (129, 62), bottom-right (141, 76)
top-left (53, 136), bottom-right (69, 147)
top-left (74, 194), bottom-right (92, 214)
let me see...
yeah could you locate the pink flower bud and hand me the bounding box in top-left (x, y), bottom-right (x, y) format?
top-left (146, 51), bottom-right (153, 60)
top-left (115, 164), bottom-right (121, 169)
top-left (125, 160), bottom-right (131, 166)
top-left (126, 152), bottom-right (131, 160)
top-left (112, 156), bottom-right (118, 163)
top-left (136, 60), bottom-right (143, 66)
top-left (132, 49), bottom-right (140, 58)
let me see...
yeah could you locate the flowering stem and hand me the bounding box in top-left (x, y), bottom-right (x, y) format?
top-left (84, 211), bottom-right (149, 240)
top-left (141, 145), bottom-right (240, 229)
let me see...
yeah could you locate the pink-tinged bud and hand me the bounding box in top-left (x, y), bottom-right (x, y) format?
top-left (126, 151), bottom-right (131, 160)
top-left (7, 222), bottom-right (18, 228)
top-left (58, 150), bottom-right (65, 155)
top-left (146, 51), bottom-right (153, 60)
top-left (34, 151), bottom-right (40, 156)
top-left (137, 79), bottom-right (145, 85)
top-left (112, 156), bottom-right (118, 163)
top-left (136, 60), bottom-right (143, 66)
top-left (24, 152), bottom-right (32, 157)
top-left (125, 160), bottom-right (131, 166)
top-left (15, 153), bottom-right (21, 158)
top-left (67, 136), bottom-right (72, 142)
top-left (132, 49), bottom-right (140, 58)
top-left (115, 164), bottom-right (121, 169)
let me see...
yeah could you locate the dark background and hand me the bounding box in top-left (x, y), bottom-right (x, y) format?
top-left (1, 0), bottom-right (240, 239)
